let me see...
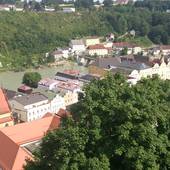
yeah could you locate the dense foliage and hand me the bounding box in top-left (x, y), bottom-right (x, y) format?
top-left (25, 74), bottom-right (170, 170)
top-left (22, 72), bottom-right (41, 88)
top-left (75, 0), bottom-right (94, 8)
top-left (0, 2), bottom-right (170, 70)
top-left (135, 0), bottom-right (170, 12)
top-left (0, 11), bottom-right (111, 70)
top-left (0, 0), bottom-right (18, 4)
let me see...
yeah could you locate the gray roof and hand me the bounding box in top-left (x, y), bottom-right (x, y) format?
top-left (33, 88), bottom-right (56, 100)
top-left (111, 67), bottom-right (132, 76)
top-left (119, 61), bottom-right (150, 70)
top-left (70, 39), bottom-right (84, 46)
top-left (51, 50), bottom-right (63, 55)
top-left (4, 89), bottom-right (23, 100)
top-left (91, 57), bottom-right (121, 69)
top-left (79, 74), bottom-right (100, 83)
top-left (14, 93), bottom-right (48, 106)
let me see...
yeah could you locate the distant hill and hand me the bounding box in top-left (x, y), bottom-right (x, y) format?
top-left (0, 5), bottom-right (169, 70)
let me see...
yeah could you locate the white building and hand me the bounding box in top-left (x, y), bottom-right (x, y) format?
top-left (15, 8), bottom-right (23, 11)
top-left (0, 4), bottom-right (15, 11)
top-left (63, 7), bottom-right (75, 13)
top-left (112, 42), bottom-right (142, 55)
top-left (45, 6), bottom-right (55, 12)
top-left (38, 78), bottom-right (59, 90)
top-left (151, 45), bottom-right (170, 56)
top-left (88, 44), bottom-right (108, 56)
top-left (127, 58), bottom-right (170, 84)
top-left (58, 47), bottom-right (71, 59)
top-left (69, 39), bottom-right (86, 54)
top-left (103, 41), bottom-right (113, 48)
top-left (10, 93), bottom-right (65, 122)
top-left (51, 50), bottom-right (64, 61)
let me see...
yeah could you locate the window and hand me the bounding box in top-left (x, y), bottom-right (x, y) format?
top-left (5, 123), bottom-right (9, 127)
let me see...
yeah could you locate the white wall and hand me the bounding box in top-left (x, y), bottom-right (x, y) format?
top-left (10, 96), bottom-right (66, 122)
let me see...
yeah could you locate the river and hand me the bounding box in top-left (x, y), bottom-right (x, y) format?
top-left (0, 63), bottom-right (88, 91)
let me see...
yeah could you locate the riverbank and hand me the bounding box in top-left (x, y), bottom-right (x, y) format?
top-left (0, 62), bottom-right (87, 91)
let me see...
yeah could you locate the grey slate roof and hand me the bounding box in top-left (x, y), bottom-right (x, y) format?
top-left (55, 72), bottom-right (79, 80)
top-left (111, 67), bottom-right (132, 76)
top-left (14, 93), bottom-right (48, 106)
top-left (70, 40), bottom-right (84, 46)
top-left (79, 74), bottom-right (100, 83)
top-left (4, 89), bottom-right (23, 100)
top-left (120, 61), bottom-right (150, 70)
top-left (90, 57), bottom-right (121, 69)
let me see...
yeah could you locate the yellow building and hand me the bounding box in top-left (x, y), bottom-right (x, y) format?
top-left (63, 91), bottom-right (78, 106)
top-left (84, 36), bottom-right (100, 46)
top-left (0, 89), bottom-right (14, 128)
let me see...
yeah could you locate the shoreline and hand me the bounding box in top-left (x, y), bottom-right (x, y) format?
top-left (0, 61), bottom-right (87, 91)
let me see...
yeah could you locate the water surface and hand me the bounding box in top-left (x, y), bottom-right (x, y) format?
top-left (0, 63), bottom-right (87, 91)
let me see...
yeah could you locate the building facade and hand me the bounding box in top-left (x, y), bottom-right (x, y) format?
top-left (84, 37), bottom-right (100, 46)
top-left (69, 39), bottom-right (86, 54)
top-left (10, 93), bottom-right (65, 122)
top-left (88, 44), bottom-right (108, 56)
top-left (0, 89), bottom-right (14, 128)
top-left (128, 61), bottom-right (170, 84)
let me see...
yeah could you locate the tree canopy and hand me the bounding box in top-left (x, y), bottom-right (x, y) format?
top-left (22, 72), bottom-right (41, 88)
top-left (103, 0), bottom-right (113, 7)
top-left (25, 74), bottom-right (170, 170)
top-left (75, 0), bottom-right (94, 8)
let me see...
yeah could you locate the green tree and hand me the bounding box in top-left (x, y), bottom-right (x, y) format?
top-left (41, 0), bottom-right (63, 6)
top-left (22, 72), bottom-right (41, 88)
top-left (120, 47), bottom-right (128, 55)
top-left (116, 16), bottom-right (128, 34)
top-left (46, 54), bottom-right (55, 63)
top-left (25, 74), bottom-right (170, 170)
top-left (34, 2), bottom-right (43, 11)
top-left (103, 0), bottom-right (113, 7)
top-left (54, 4), bottom-right (60, 11)
top-left (149, 25), bottom-right (169, 44)
top-left (75, 0), bottom-right (94, 8)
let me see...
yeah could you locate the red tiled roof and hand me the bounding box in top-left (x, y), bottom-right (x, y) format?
top-left (56, 108), bottom-right (71, 118)
top-left (64, 70), bottom-right (80, 75)
top-left (112, 42), bottom-right (136, 48)
top-left (0, 131), bottom-right (32, 170)
top-left (42, 112), bottom-right (53, 118)
top-left (0, 88), bottom-right (11, 115)
top-left (18, 85), bottom-right (32, 91)
top-left (88, 44), bottom-right (107, 50)
top-left (0, 115), bottom-right (60, 170)
top-left (0, 116), bottom-right (13, 124)
top-left (1, 115), bottom-right (61, 145)
top-left (160, 45), bottom-right (170, 50)
top-left (49, 116), bottom-right (61, 130)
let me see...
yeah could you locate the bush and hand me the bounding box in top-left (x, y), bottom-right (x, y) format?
top-left (22, 72), bottom-right (41, 88)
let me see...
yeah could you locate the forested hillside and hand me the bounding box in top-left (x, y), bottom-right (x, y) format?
top-left (0, 5), bottom-right (170, 70)
top-left (0, 11), bottom-right (111, 70)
